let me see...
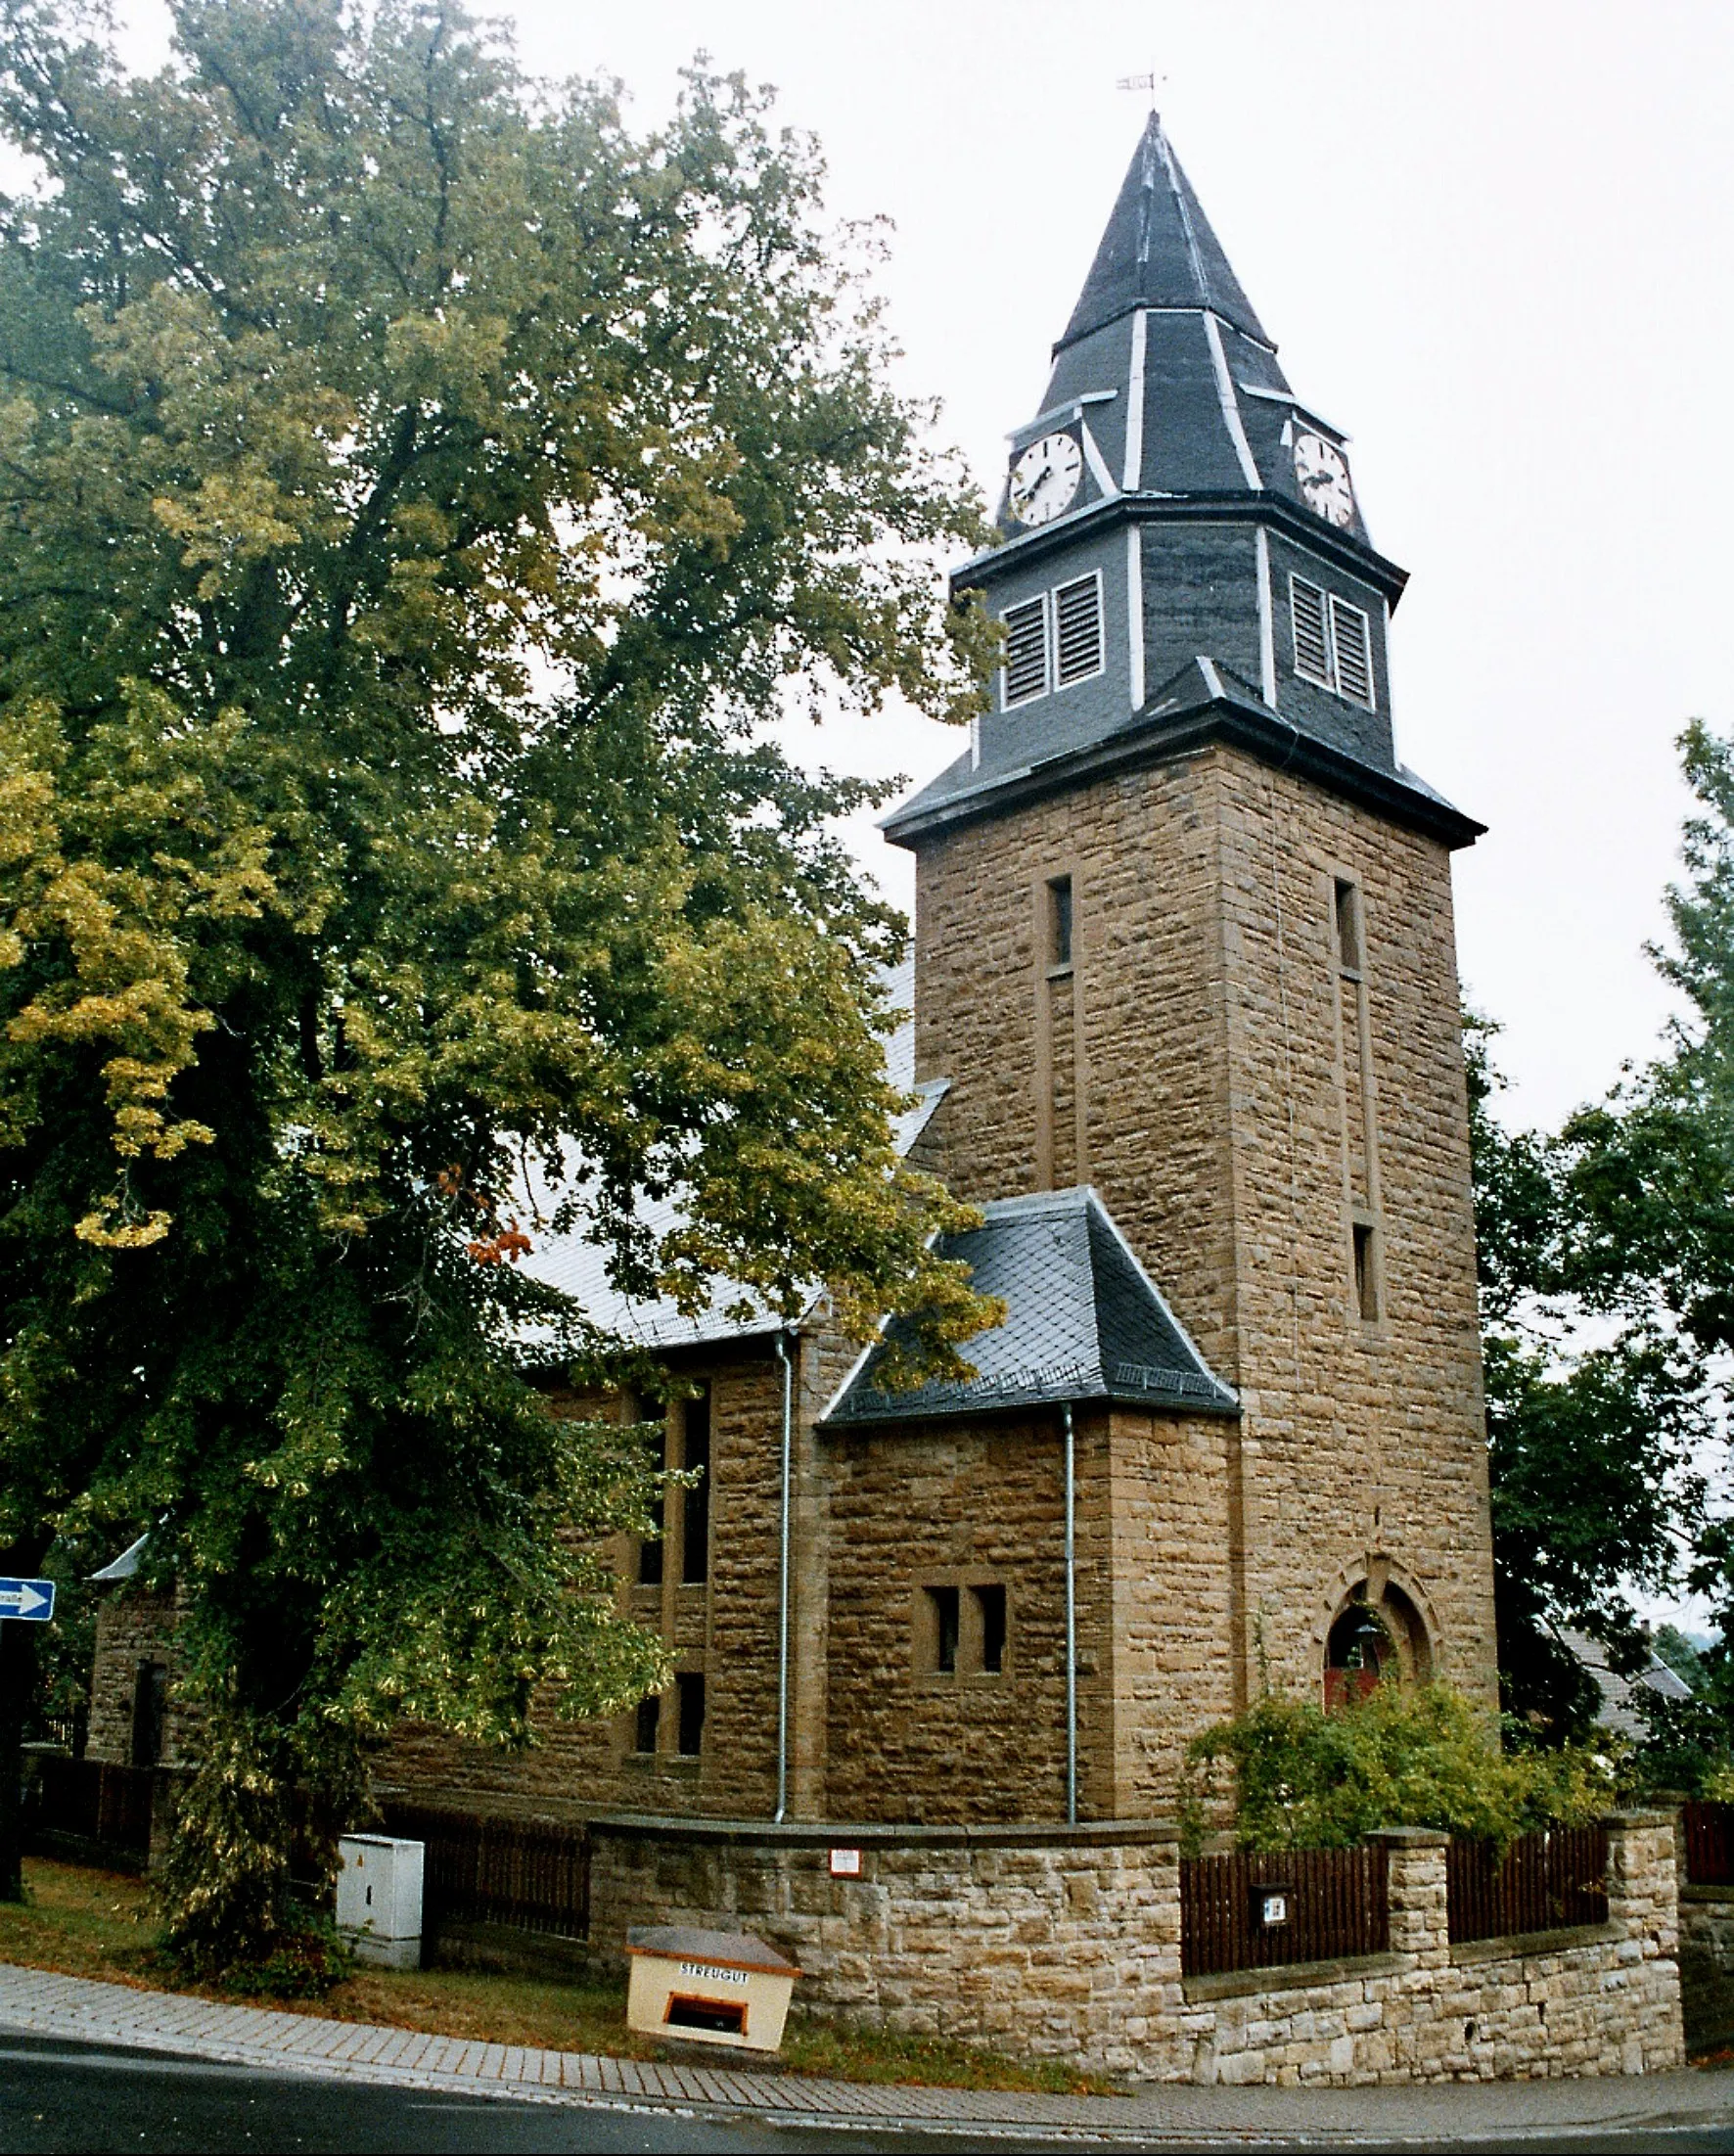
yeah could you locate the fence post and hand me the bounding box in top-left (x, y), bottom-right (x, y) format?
top-left (1369, 1827), bottom-right (1448, 1967)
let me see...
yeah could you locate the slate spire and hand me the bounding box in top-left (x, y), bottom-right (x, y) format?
top-left (1058, 113), bottom-right (1267, 351)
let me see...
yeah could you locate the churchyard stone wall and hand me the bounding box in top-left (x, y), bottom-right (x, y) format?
top-left (586, 1812), bottom-right (1683, 2085)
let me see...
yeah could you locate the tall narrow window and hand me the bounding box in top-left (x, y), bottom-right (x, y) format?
top-left (1352, 1221), bottom-right (1379, 1321)
top-left (1048, 876), bottom-right (1073, 969)
top-left (681, 1388), bottom-right (710, 1584)
top-left (634, 1692), bottom-right (661, 1755)
top-left (1054, 573), bottom-right (1104, 687)
top-left (1291, 575), bottom-right (1331, 686)
top-left (1334, 878), bottom-right (1362, 973)
top-left (638, 1418), bottom-right (665, 1585)
top-left (1003, 595), bottom-right (1049, 707)
top-left (928, 1585), bottom-right (961, 1674)
top-left (675, 1673), bottom-right (706, 1757)
top-left (975, 1585), bottom-right (1008, 1674)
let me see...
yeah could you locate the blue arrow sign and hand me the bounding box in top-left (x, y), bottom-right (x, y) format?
top-left (0, 1578), bottom-right (55, 1622)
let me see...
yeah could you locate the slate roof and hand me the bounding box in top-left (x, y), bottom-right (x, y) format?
top-left (884, 657), bottom-right (1483, 852)
top-left (823, 1186), bottom-right (1238, 1428)
top-left (1059, 113), bottom-right (1268, 351)
top-left (1555, 1627), bottom-right (1695, 1742)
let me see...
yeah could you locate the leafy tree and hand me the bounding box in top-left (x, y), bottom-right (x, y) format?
top-left (1466, 1017), bottom-right (1707, 1741)
top-left (1180, 1681), bottom-right (1615, 1857)
top-left (0, 0), bottom-right (999, 1958)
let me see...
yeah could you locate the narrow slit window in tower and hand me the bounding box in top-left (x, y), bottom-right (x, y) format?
top-left (638, 1417), bottom-right (665, 1585)
top-left (1048, 875), bottom-right (1073, 969)
top-left (634, 1691), bottom-right (661, 1755)
top-left (1334, 878), bottom-right (1362, 973)
top-left (1352, 1220), bottom-right (1379, 1321)
top-left (681, 1387), bottom-right (710, 1584)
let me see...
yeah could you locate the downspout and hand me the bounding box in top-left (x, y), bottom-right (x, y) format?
top-left (772, 1331), bottom-right (795, 1824)
top-left (1063, 1400), bottom-right (1078, 1827)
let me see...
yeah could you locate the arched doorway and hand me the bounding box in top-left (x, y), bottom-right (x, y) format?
top-left (1323, 1577), bottom-right (1432, 1710)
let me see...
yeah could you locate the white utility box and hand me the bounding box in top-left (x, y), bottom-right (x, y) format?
top-left (337, 1834), bottom-right (424, 1970)
top-left (625, 1926), bottom-right (800, 2051)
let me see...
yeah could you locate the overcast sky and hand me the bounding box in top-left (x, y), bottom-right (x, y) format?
top-left (103, 0), bottom-right (1734, 1136)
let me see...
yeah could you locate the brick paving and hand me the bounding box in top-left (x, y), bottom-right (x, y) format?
top-left (1, 1961), bottom-right (1731, 2146)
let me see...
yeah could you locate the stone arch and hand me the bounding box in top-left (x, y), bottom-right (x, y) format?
top-left (1316, 1555), bottom-right (1437, 1709)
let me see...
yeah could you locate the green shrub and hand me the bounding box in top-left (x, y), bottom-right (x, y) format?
top-left (1179, 1681), bottom-right (1616, 1857)
top-left (215, 1911), bottom-right (354, 1999)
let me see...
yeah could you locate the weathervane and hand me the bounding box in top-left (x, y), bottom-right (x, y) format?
top-left (1116, 68), bottom-right (1164, 113)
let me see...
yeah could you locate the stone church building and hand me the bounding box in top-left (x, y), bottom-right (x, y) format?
top-left (93, 118), bottom-right (1498, 1830)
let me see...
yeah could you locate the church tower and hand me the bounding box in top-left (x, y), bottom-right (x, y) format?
top-left (887, 117), bottom-right (1498, 1723)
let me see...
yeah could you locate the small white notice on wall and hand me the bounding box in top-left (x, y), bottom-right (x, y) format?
top-left (829, 1848), bottom-right (862, 1877)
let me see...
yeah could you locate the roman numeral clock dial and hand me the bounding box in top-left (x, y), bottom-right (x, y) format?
top-left (1293, 430), bottom-right (1355, 528)
top-left (1008, 431), bottom-right (1083, 527)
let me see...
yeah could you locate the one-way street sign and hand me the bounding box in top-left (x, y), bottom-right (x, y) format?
top-left (0, 1578), bottom-right (55, 1622)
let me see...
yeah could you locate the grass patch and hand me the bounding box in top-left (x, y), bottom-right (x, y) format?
top-left (1, 1859), bottom-right (1121, 2097)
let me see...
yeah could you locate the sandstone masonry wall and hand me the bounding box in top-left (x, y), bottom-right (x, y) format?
top-left (586, 1812), bottom-right (1684, 2086)
top-left (909, 743), bottom-right (1497, 1721)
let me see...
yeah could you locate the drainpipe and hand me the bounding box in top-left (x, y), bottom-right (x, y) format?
top-left (1063, 1400), bottom-right (1078, 1827)
top-left (772, 1331), bottom-right (794, 1824)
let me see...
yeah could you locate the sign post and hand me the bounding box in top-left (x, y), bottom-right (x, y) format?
top-left (0, 1578), bottom-right (55, 1623)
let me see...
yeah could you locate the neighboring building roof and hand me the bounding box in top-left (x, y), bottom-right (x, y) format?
top-left (1058, 112), bottom-right (1269, 351)
top-left (883, 656), bottom-right (1483, 851)
top-left (822, 1186), bottom-right (1238, 1428)
top-left (89, 1532), bottom-right (149, 1583)
top-left (1555, 1627), bottom-right (1695, 1742)
top-left (515, 962), bottom-right (945, 1353)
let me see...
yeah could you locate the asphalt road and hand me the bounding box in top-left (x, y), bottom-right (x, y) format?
top-left (2, 2034), bottom-right (1733, 2154)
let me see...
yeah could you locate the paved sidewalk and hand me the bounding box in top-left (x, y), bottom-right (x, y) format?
top-left (1, 1961), bottom-right (1730, 2146)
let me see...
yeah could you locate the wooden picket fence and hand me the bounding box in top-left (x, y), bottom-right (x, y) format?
top-left (379, 1803), bottom-right (589, 1940)
top-left (1446, 1824), bottom-right (1608, 1944)
top-left (1180, 1846), bottom-right (1389, 1978)
top-left (1681, 1800), bottom-right (1734, 1887)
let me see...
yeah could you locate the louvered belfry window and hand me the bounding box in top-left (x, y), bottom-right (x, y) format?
top-left (1291, 575), bottom-right (1332, 687)
top-left (1330, 595), bottom-right (1374, 709)
top-left (1003, 595), bottom-right (1049, 707)
top-left (1290, 575), bottom-right (1376, 711)
top-left (1054, 573), bottom-right (1104, 687)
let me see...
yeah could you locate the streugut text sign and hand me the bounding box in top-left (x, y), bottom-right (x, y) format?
top-left (0, 1578), bottom-right (55, 1623)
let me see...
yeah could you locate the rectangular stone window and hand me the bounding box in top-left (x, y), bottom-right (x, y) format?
top-left (633, 1692), bottom-right (661, 1756)
top-left (917, 1582), bottom-right (1009, 1677)
top-left (681, 1387), bottom-right (710, 1584)
top-left (675, 1672), bottom-right (706, 1757)
top-left (1048, 875), bottom-right (1073, 970)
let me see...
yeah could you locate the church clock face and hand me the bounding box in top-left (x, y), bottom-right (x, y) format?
top-left (1008, 432), bottom-right (1083, 527)
top-left (1293, 431), bottom-right (1355, 528)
